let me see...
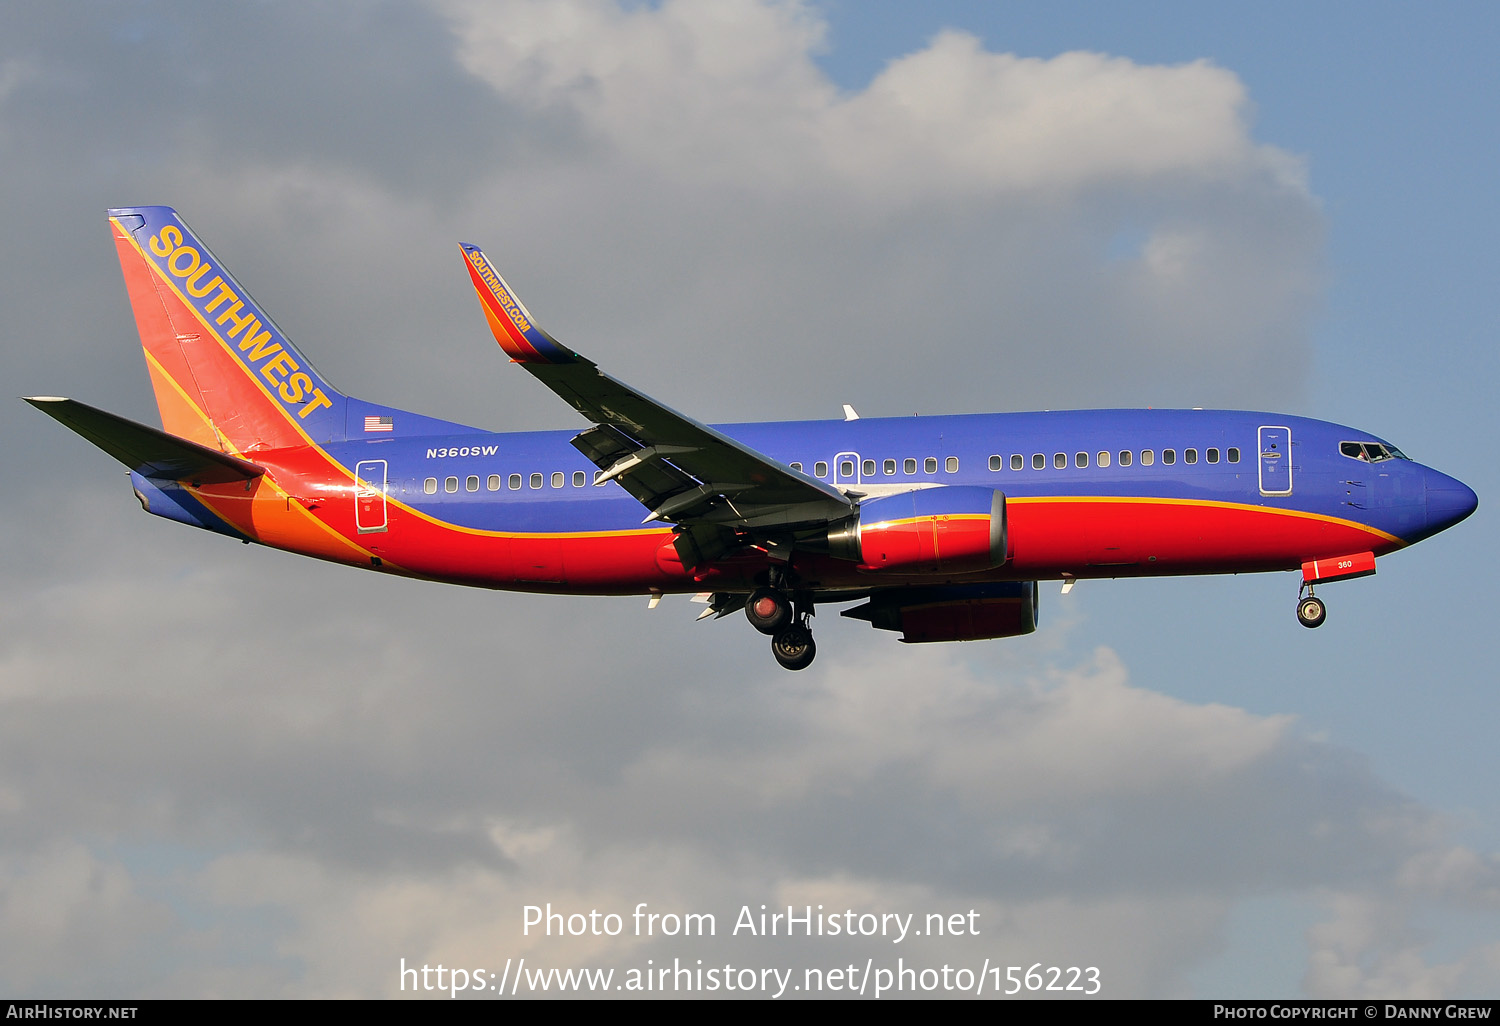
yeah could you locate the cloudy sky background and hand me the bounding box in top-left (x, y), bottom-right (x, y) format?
top-left (1, 0), bottom-right (1497, 998)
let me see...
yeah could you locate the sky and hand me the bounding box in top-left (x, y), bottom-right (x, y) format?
top-left (1, 0), bottom-right (1497, 999)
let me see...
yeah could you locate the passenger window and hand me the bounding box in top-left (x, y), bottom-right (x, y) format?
top-left (1228, 447), bottom-right (1240, 463)
top-left (1119, 451), bottom-right (1132, 467)
top-left (884, 459), bottom-right (897, 476)
top-left (487, 474), bottom-right (501, 491)
top-left (1185, 448), bottom-right (1198, 465)
top-left (1011, 454), bottom-right (1023, 471)
top-left (1141, 450), bottom-right (1155, 466)
top-left (945, 456), bottom-right (959, 473)
top-left (551, 472), bottom-right (564, 488)
top-left (573, 471), bottom-right (586, 487)
top-left (1075, 452), bottom-right (1088, 468)
top-left (815, 461), bottom-right (828, 478)
top-left (1032, 453), bottom-right (1044, 470)
top-left (862, 459), bottom-right (876, 477)
top-left (508, 474), bottom-right (522, 490)
top-left (466, 475), bottom-right (480, 492)
top-left (925, 457), bottom-right (938, 474)
top-left (790, 462), bottom-right (802, 472)
top-left (989, 455), bottom-right (1002, 472)
top-left (445, 477), bottom-right (459, 493)
top-left (840, 459), bottom-right (855, 478)
top-left (529, 473), bottom-right (543, 489)
top-left (1097, 451), bottom-right (1111, 468)
top-left (904, 458), bottom-right (917, 475)
top-left (1207, 448), bottom-right (1220, 464)
top-left (1053, 452), bottom-right (1066, 469)
top-left (424, 477), bottom-right (437, 494)
top-left (1162, 449), bottom-right (1176, 466)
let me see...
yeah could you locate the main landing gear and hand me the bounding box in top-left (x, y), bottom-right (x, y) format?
top-left (1296, 583), bottom-right (1327, 629)
top-left (745, 583), bottom-right (817, 671)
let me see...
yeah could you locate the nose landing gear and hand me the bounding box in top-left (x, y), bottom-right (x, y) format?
top-left (1296, 583), bottom-right (1326, 628)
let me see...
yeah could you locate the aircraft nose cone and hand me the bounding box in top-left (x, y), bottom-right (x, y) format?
top-left (1425, 468), bottom-right (1478, 533)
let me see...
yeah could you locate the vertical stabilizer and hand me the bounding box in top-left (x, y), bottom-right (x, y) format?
top-left (108, 206), bottom-right (347, 453)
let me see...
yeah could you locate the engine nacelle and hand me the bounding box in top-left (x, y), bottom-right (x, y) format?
top-left (841, 582), bottom-right (1039, 643)
top-left (826, 486), bottom-right (1007, 574)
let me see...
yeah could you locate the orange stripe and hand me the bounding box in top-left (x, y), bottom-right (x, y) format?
top-left (189, 479), bottom-right (387, 567)
top-left (136, 343), bottom-right (385, 566)
top-left (143, 355), bottom-right (221, 450)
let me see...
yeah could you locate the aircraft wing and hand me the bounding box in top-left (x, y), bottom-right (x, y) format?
top-left (459, 244), bottom-right (854, 557)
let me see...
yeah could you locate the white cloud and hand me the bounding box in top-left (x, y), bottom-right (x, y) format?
top-left (442, 2), bottom-right (1300, 199)
top-left (424, 0), bottom-right (1320, 419)
top-left (1305, 890), bottom-right (1500, 998)
top-left (3, 521), bottom-right (1496, 996)
top-left (39, 0), bottom-right (1323, 425)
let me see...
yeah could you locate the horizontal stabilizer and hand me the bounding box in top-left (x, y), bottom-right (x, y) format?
top-left (24, 397), bottom-right (266, 483)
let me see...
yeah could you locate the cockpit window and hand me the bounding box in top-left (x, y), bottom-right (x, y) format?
top-left (1340, 441), bottom-right (1406, 463)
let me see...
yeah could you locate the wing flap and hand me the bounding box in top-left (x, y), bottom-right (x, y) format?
top-left (570, 424), bottom-right (702, 513)
top-left (535, 356), bottom-right (851, 524)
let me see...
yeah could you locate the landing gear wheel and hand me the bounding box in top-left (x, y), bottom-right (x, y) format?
top-left (771, 624), bottom-right (816, 671)
top-left (745, 587), bottom-right (792, 635)
top-left (1297, 595), bottom-right (1326, 628)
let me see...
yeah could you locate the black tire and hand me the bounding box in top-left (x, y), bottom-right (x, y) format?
top-left (771, 625), bottom-right (816, 671)
top-left (1297, 596), bottom-right (1326, 628)
top-left (745, 586), bottom-right (792, 635)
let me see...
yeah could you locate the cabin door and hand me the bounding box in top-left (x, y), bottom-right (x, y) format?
top-left (1257, 426), bottom-right (1292, 497)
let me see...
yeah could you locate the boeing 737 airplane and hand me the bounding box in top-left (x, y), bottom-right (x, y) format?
top-left (27, 207), bottom-right (1478, 669)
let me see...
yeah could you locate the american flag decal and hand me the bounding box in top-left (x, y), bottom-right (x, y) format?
top-left (363, 415), bottom-right (393, 433)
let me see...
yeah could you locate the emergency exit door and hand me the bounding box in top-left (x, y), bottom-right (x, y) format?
top-left (354, 459), bottom-right (388, 533)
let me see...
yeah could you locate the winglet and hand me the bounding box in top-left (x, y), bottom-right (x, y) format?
top-left (459, 244), bottom-right (576, 364)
